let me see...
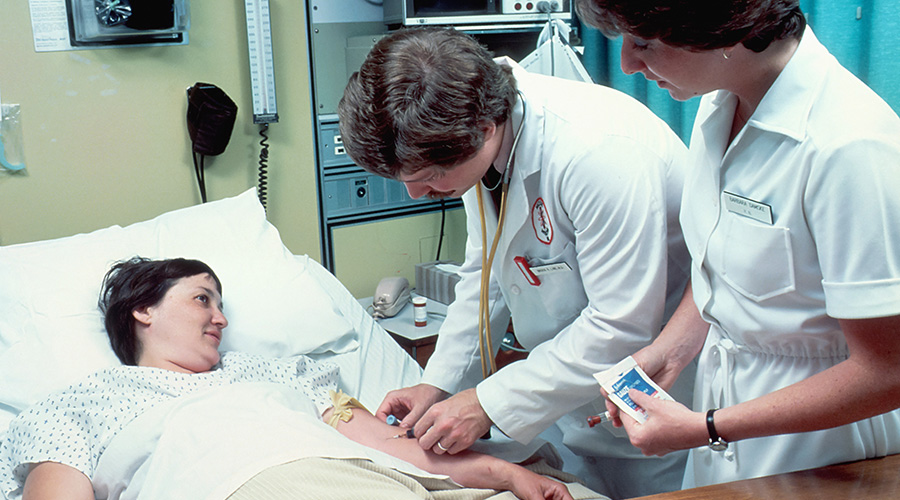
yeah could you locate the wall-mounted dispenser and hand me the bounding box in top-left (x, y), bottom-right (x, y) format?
top-left (1, 103), bottom-right (26, 173)
top-left (67, 0), bottom-right (190, 47)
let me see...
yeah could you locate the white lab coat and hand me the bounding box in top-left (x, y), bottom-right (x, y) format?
top-left (682, 28), bottom-right (900, 487)
top-left (421, 61), bottom-right (692, 498)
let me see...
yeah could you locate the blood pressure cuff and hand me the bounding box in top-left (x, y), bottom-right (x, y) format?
top-left (186, 83), bottom-right (238, 156)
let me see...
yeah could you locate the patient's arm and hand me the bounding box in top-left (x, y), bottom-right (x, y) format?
top-left (324, 408), bottom-right (573, 500)
top-left (23, 462), bottom-right (93, 500)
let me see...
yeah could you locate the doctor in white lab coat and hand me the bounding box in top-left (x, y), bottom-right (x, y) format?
top-left (338, 27), bottom-right (692, 499)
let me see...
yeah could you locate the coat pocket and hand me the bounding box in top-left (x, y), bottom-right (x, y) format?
top-left (528, 242), bottom-right (587, 320)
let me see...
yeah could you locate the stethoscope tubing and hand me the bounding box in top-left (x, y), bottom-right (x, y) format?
top-left (477, 91), bottom-right (526, 379)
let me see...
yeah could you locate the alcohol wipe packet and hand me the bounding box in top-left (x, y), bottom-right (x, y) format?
top-left (594, 356), bottom-right (675, 423)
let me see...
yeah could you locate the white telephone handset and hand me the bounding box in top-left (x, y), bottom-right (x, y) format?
top-left (372, 277), bottom-right (410, 319)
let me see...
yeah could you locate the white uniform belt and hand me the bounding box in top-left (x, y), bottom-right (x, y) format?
top-left (705, 325), bottom-right (738, 462)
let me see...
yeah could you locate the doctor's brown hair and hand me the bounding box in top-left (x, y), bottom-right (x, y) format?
top-left (99, 257), bottom-right (222, 366)
top-left (338, 27), bottom-right (517, 178)
top-left (575, 0), bottom-right (806, 52)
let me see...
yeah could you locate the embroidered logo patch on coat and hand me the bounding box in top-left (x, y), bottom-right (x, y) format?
top-left (531, 198), bottom-right (553, 244)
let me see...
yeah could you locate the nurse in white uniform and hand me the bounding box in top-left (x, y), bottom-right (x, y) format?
top-left (338, 27), bottom-right (692, 499)
top-left (577, 0), bottom-right (900, 488)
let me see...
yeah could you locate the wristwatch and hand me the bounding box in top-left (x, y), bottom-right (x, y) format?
top-left (706, 409), bottom-right (728, 452)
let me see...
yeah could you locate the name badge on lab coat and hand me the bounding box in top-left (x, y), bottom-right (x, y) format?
top-left (530, 262), bottom-right (572, 276)
top-left (514, 257), bottom-right (571, 286)
top-left (723, 191), bottom-right (773, 225)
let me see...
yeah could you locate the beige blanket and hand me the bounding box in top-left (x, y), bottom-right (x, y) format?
top-left (228, 457), bottom-right (606, 500)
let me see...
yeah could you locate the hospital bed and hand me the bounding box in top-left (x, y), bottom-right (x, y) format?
top-left (0, 188), bottom-right (604, 499)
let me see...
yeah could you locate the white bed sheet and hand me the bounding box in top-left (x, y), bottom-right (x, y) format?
top-left (299, 254), bottom-right (424, 410)
top-left (93, 382), bottom-right (450, 500)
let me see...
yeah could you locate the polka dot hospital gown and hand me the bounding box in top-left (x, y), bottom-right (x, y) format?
top-left (0, 351), bottom-right (339, 497)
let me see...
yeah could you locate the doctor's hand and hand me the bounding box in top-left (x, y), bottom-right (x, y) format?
top-left (618, 389), bottom-right (707, 457)
top-left (414, 388), bottom-right (492, 455)
top-left (376, 383), bottom-right (448, 428)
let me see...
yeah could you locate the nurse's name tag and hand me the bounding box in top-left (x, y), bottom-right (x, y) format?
top-left (723, 191), bottom-right (773, 225)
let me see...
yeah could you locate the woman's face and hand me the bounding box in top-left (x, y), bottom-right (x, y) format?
top-left (619, 35), bottom-right (728, 101)
top-left (134, 273), bottom-right (227, 374)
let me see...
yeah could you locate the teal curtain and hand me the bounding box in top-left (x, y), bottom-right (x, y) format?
top-left (578, 1), bottom-right (900, 144)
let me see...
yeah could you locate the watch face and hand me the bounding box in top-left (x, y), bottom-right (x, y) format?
top-left (709, 439), bottom-right (728, 452)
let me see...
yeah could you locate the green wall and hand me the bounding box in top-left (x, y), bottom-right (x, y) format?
top-left (0, 1), bottom-right (320, 260)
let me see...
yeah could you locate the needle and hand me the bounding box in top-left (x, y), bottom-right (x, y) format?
top-left (392, 429), bottom-right (416, 439)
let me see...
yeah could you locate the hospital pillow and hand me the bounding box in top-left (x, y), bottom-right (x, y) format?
top-left (0, 188), bottom-right (357, 421)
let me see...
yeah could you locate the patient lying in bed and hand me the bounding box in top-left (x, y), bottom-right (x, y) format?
top-left (0, 257), bottom-right (573, 500)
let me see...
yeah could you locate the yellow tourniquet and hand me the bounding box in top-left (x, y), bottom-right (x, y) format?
top-left (327, 389), bottom-right (369, 428)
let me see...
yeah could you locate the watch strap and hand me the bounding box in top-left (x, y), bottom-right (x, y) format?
top-left (706, 408), bottom-right (728, 451)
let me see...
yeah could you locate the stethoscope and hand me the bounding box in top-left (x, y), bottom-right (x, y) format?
top-left (475, 90), bottom-right (526, 379)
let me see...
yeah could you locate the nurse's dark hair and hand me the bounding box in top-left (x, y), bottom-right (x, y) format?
top-left (99, 256), bottom-right (221, 366)
top-left (338, 26), bottom-right (517, 178)
top-left (575, 0), bottom-right (806, 52)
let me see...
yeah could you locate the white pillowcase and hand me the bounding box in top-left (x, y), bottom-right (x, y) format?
top-left (0, 188), bottom-right (357, 429)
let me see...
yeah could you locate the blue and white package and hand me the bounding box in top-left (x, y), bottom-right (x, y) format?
top-left (594, 356), bottom-right (675, 423)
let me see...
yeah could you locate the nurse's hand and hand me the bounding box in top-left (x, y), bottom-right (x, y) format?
top-left (632, 344), bottom-right (684, 392)
top-left (375, 383), bottom-right (449, 428)
top-left (607, 280), bottom-right (708, 426)
top-left (619, 389), bottom-right (707, 457)
top-left (414, 388), bottom-right (492, 455)
top-left (604, 344), bottom-right (676, 427)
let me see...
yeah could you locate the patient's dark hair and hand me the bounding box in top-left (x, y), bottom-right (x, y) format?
top-left (99, 257), bottom-right (222, 365)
